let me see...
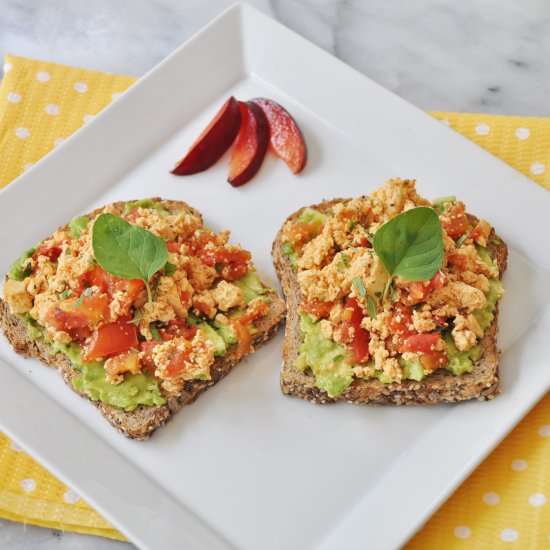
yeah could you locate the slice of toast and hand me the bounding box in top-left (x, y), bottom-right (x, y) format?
top-left (0, 199), bottom-right (285, 439)
top-left (273, 197), bottom-right (508, 405)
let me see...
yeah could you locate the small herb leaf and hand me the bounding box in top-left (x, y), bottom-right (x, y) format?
top-left (352, 276), bottom-right (366, 298)
top-left (373, 207), bottom-right (444, 282)
top-left (92, 213), bottom-right (168, 302)
top-left (74, 287), bottom-right (93, 309)
top-left (164, 262), bottom-right (177, 276)
top-left (366, 294), bottom-right (378, 319)
top-left (60, 289), bottom-right (73, 300)
top-left (150, 323), bottom-right (162, 342)
top-left (129, 308), bottom-right (143, 326)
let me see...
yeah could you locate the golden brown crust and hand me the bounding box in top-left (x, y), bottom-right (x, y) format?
top-left (0, 199), bottom-right (286, 439)
top-left (272, 198), bottom-right (508, 405)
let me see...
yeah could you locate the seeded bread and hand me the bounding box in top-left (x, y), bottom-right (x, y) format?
top-left (272, 198), bottom-right (507, 405)
top-left (0, 199), bottom-right (286, 439)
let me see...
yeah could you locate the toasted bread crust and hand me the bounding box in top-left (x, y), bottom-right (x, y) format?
top-left (0, 199), bottom-right (286, 439)
top-left (272, 197), bottom-right (508, 405)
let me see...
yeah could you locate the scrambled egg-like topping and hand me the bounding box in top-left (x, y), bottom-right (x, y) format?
top-left (284, 178), bottom-right (504, 382)
top-left (3, 200), bottom-right (268, 386)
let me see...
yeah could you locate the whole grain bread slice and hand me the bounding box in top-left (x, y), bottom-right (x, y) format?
top-left (272, 198), bottom-right (508, 405)
top-left (0, 199), bottom-right (286, 439)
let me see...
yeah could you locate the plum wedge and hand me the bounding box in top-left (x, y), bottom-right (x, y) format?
top-left (227, 101), bottom-right (269, 187)
top-left (171, 96), bottom-right (242, 175)
top-left (251, 98), bottom-right (307, 174)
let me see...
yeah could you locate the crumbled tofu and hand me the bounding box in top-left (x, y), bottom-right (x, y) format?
top-left (187, 256), bottom-right (217, 291)
top-left (210, 281), bottom-right (244, 311)
top-left (3, 279), bottom-right (33, 314)
top-left (412, 309), bottom-right (437, 333)
top-left (319, 319), bottom-right (333, 339)
top-left (139, 298), bottom-right (176, 340)
top-left (452, 314), bottom-right (484, 352)
top-left (427, 281), bottom-right (486, 315)
top-left (192, 290), bottom-right (217, 318)
top-left (153, 330), bottom-right (215, 381)
top-left (298, 248), bottom-right (379, 303)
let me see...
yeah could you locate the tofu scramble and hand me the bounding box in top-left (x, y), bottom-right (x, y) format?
top-left (281, 179), bottom-right (504, 398)
top-left (3, 199), bottom-right (273, 405)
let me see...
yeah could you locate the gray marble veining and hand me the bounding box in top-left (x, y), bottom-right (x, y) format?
top-left (0, 0), bottom-right (548, 548)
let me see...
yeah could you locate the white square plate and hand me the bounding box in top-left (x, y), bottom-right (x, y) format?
top-left (1, 4), bottom-right (549, 549)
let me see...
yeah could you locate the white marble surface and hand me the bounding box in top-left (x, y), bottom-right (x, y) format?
top-left (0, 0), bottom-right (548, 548)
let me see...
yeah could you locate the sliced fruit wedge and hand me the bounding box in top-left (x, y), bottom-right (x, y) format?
top-left (171, 96), bottom-right (242, 175)
top-left (250, 97), bottom-right (307, 174)
top-left (228, 101), bottom-right (269, 187)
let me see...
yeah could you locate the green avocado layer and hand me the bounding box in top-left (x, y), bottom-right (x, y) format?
top-left (23, 321), bottom-right (166, 411)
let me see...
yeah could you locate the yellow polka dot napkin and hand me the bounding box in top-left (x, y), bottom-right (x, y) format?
top-left (0, 53), bottom-right (549, 546)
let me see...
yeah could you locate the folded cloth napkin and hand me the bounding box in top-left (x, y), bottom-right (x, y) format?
top-left (0, 53), bottom-right (549, 547)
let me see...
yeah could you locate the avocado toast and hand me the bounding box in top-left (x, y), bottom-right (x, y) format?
top-left (1, 198), bottom-right (285, 439)
top-left (273, 178), bottom-right (507, 404)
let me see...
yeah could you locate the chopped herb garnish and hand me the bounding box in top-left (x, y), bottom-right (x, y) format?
top-left (164, 262), bottom-right (177, 276)
top-left (60, 289), bottom-right (73, 300)
top-left (366, 295), bottom-right (378, 319)
top-left (152, 277), bottom-right (161, 301)
top-left (341, 253), bottom-right (350, 267)
top-left (455, 234), bottom-right (468, 248)
top-left (352, 276), bottom-right (366, 297)
top-left (74, 287), bottom-right (93, 309)
top-left (129, 308), bottom-right (143, 326)
top-left (150, 323), bottom-right (162, 342)
top-left (390, 283), bottom-right (398, 304)
top-left (374, 291), bottom-right (382, 298)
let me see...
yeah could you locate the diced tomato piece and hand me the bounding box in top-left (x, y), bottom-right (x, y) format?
top-left (165, 240), bottom-right (181, 253)
top-left (240, 300), bottom-right (269, 325)
top-left (300, 298), bottom-right (333, 319)
top-left (48, 294), bottom-right (110, 341)
top-left (386, 304), bottom-right (415, 337)
top-left (433, 316), bottom-right (448, 327)
top-left (400, 333), bottom-right (442, 354)
top-left (403, 272), bottom-right (445, 305)
top-left (85, 315), bottom-right (138, 361)
top-left (441, 201), bottom-right (469, 239)
top-left (342, 297), bottom-right (370, 364)
top-left (286, 221), bottom-right (323, 249)
top-left (78, 266), bottom-right (145, 313)
top-left (164, 347), bottom-right (193, 378)
top-left (113, 279), bottom-right (145, 310)
top-left (197, 247), bottom-right (251, 281)
top-left (78, 265), bottom-right (111, 293)
top-left (419, 350), bottom-right (448, 371)
top-left (159, 320), bottom-right (197, 341)
top-left (469, 220), bottom-right (492, 245)
top-left (230, 319), bottom-right (253, 360)
top-left (105, 350), bottom-right (141, 380)
top-left (139, 341), bottom-right (158, 375)
top-left (33, 244), bottom-right (62, 262)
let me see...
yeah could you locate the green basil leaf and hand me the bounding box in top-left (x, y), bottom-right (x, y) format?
top-left (373, 207), bottom-right (444, 282)
top-left (92, 213), bottom-right (168, 301)
top-left (366, 294), bottom-right (378, 319)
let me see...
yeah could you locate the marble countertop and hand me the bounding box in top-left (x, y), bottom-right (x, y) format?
top-left (0, 0), bottom-right (548, 548)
